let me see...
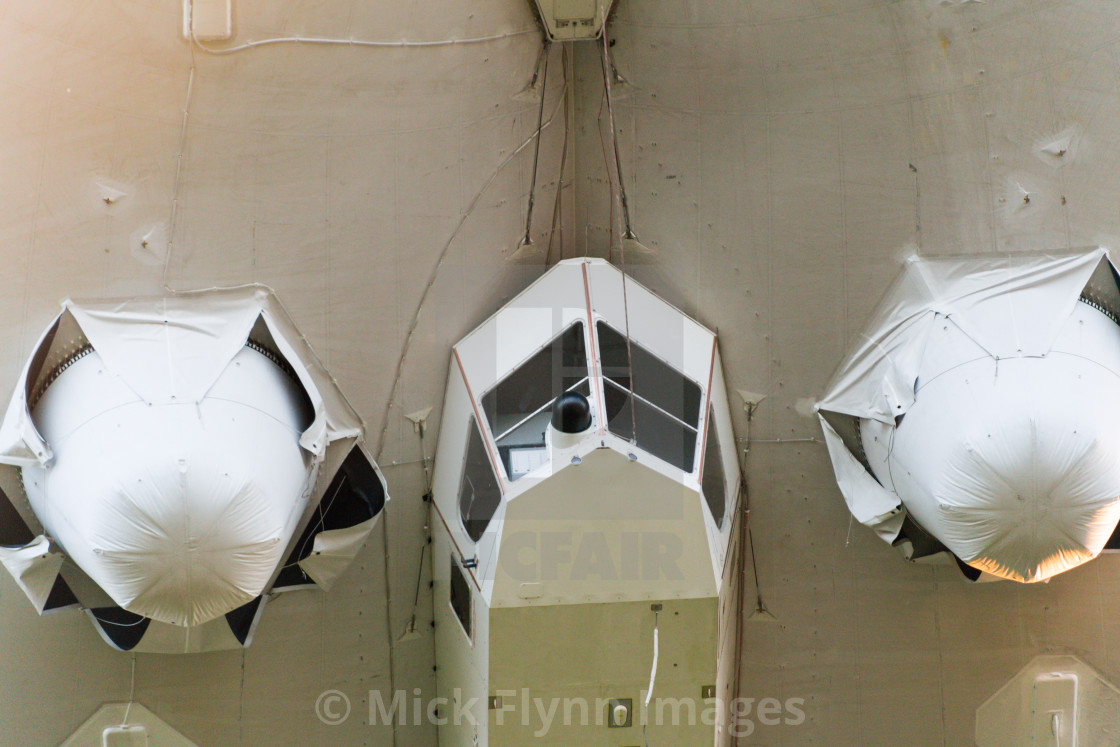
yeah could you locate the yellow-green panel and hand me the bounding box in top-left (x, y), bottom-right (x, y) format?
top-left (489, 598), bottom-right (718, 746)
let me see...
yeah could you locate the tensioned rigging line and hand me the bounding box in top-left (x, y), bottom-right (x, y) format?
top-left (600, 27), bottom-right (638, 444)
top-left (403, 421), bottom-right (434, 639)
top-left (278, 472), bottom-right (349, 572)
top-left (600, 28), bottom-right (635, 242)
top-left (371, 63), bottom-right (567, 463)
top-left (89, 612), bottom-right (148, 627)
top-left (545, 45), bottom-right (572, 266)
top-left (521, 40), bottom-right (553, 249)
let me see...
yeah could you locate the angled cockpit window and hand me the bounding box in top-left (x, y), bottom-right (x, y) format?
top-left (459, 418), bottom-right (502, 542)
top-left (597, 321), bottom-right (702, 472)
top-left (701, 405), bottom-right (726, 528)
top-left (480, 322), bottom-right (589, 481)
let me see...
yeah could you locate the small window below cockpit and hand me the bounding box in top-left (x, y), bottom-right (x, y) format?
top-left (450, 558), bottom-right (472, 640)
top-left (597, 321), bottom-right (702, 472)
top-left (480, 323), bottom-right (589, 481)
top-left (459, 418), bottom-right (502, 542)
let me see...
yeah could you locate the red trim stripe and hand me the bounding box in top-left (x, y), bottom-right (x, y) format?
top-left (454, 347), bottom-right (506, 495)
top-left (582, 262), bottom-right (607, 434)
top-left (696, 336), bottom-right (718, 477)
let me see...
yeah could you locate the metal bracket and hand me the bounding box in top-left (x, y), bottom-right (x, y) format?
top-left (607, 698), bottom-right (632, 728)
top-left (405, 407), bottom-right (433, 434)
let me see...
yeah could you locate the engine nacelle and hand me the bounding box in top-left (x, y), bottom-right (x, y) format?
top-left (860, 301), bottom-right (1120, 582)
top-left (0, 288), bottom-right (387, 652)
top-left (23, 346), bottom-right (313, 626)
top-left (819, 249), bottom-right (1120, 583)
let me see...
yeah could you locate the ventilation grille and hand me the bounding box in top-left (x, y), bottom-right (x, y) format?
top-left (246, 338), bottom-right (300, 384)
top-left (1079, 258), bottom-right (1120, 326)
top-left (1079, 294), bottom-right (1120, 326)
top-left (31, 340), bottom-right (299, 411)
top-left (820, 410), bottom-right (874, 476)
top-left (29, 344), bottom-right (94, 410)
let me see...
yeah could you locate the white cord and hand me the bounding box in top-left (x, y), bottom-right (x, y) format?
top-left (122, 655), bottom-right (136, 726)
top-left (645, 612), bottom-right (659, 708)
top-left (641, 609), bottom-right (660, 746)
top-left (193, 29), bottom-right (537, 56)
top-left (164, 2), bottom-right (538, 289)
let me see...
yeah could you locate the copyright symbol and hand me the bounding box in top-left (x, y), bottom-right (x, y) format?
top-left (316, 690), bottom-right (351, 726)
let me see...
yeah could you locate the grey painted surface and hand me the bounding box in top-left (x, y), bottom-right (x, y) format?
top-left (3, 0), bottom-right (1120, 744)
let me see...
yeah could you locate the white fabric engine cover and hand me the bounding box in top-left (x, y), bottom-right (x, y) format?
top-left (819, 248), bottom-right (1120, 583)
top-left (0, 535), bottom-right (64, 613)
top-left (0, 288), bottom-right (380, 651)
top-left (22, 347), bottom-right (313, 626)
top-left (860, 302), bottom-right (1120, 582)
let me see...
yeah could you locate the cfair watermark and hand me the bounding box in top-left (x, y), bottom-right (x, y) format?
top-left (315, 688), bottom-right (804, 737)
top-left (497, 530), bottom-right (684, 583)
